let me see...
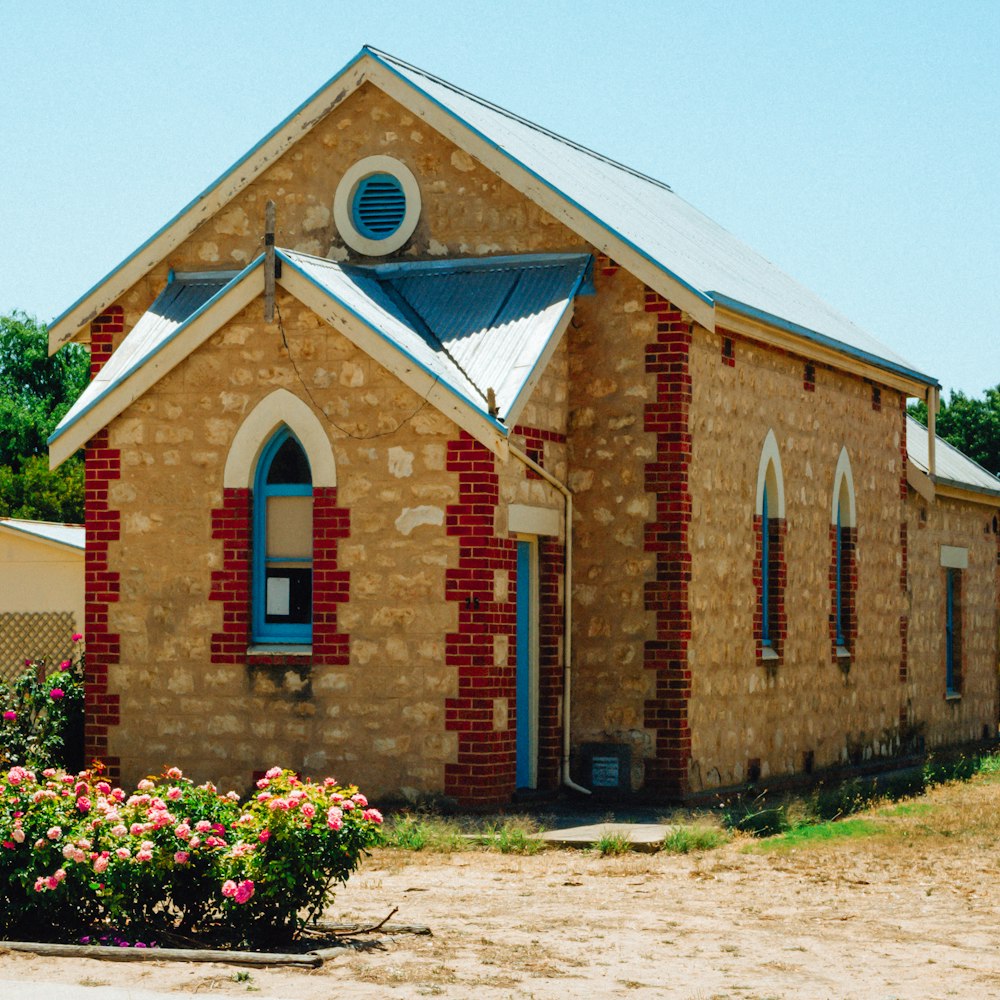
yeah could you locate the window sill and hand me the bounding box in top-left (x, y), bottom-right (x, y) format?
top-left (248, 644), bottom-right (313, 657)
top-left (945, 691), bottom-right (962, 702)
top-left (760, 647), bottom-right (780, 662)
top-left (836, 645), bottom-right (850, 659)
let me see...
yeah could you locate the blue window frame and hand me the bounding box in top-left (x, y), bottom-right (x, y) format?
top-left (835, 501), bottom-right (845, 647)
top-left (252, 430), bottom-right (313, 644)
top-left (761, 486), bottom-right (771, 647)
top-left (945, 568), bottom-right (960, 695)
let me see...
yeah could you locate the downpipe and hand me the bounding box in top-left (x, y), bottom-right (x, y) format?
top-left (508, 444), bottom-right (591, 796)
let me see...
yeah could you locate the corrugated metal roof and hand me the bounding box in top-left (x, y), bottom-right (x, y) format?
top-left (0, 518), bottom-right (85, 550)
top-left (50, 252), bottom-right (590, 448)
top-left (283, 249), bottom-right (591, 418)
top-left (906, 415), bottom-right (1000, 496)
top-left (368, 47), bottom-right (936, 387)
top-left (54, 275), bottom-right (237, 439)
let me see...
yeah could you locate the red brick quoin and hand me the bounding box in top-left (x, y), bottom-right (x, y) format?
top-left (83, 310), bottom-right (125, 777)
top-left (444, 433), bottom-right (519, 806)
top-left (210, 487), bottom-right (349, 667)
top-left (642, 291), bottom-right (693, 797)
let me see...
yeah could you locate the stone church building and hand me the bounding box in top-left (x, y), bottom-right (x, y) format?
top-left (47, 47), bottom-right (1000, 805)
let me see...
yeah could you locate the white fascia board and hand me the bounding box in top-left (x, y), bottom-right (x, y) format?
top-left (48, 58), bottom-right (371, 355)
top-left (49, 270), bottom-right (264, 468)
top-left (277, 266), bottom-right (509, 458)
top-left (365, 61), bottom-right (716, 333)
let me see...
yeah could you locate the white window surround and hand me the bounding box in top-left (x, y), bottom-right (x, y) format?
top-left (754, 429), bottom-right (785, 518)
top-left (333, 155), bottom-right (421, 256)
top-left (224, 389), bottom-right (336, 489)
top-left (831, 446), bottom-right (857, 527)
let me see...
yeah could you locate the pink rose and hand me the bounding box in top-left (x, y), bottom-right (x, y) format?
top-left (2, 710), bottom-right (16, 722)
top-left (72, 632), bottom-right (83, 642)
top-left (49, 688), bottom-right (65, 700)
top-left (352, 793), bottom-right (368, 808)
top-left (136, 849), bottom-right (153, 863)
top-left (12, 829), bottom-right (25, 844)
top-left (234, 879), bottom-right (255, 904)
top-left (362, 808), bottom-right (383, 824)
top-left (94, 856), bottom-right (109, 874)
top-left (301, 802), bottom-right (316, 819)
top-left (258, 829), bottom-right (271, 844)
top-left (137, 779), bottom-right (154, 791)
top-left (77, 797), bottom-right (91, 813)
top-left (165, 767), bottom-right (183, 780)
top-left (47, 826), bottom-right (62, 840)
top-left (221, 879), bottom-right (237, 898)
top-left (174, 822), bottom-right (191, 841)
top-left (167, 787), bottom-right (182, 801)
top-left (326, 806), bottom-right (343, 831)
top-left (265, 766), bottom-right (282, 779)
top-left (174, 851), bottom-right (190, 864)
top-left (60, 660), bottom-right (71, 669)
top-left (195, 820), bottom-right (212, 833)
top-left (115, 847), bottom-right (131, 860)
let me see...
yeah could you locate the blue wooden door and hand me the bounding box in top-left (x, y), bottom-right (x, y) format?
top-left (516, 539), bottom-right (537, 789)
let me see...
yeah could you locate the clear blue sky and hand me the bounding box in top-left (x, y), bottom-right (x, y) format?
top-left (3, 2), bottom-right (997, 398)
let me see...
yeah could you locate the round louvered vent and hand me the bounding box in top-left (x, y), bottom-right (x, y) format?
top-left (352, 174), bottom-right (407, 239)
top-left (334, 156), bottom-right (421, 256)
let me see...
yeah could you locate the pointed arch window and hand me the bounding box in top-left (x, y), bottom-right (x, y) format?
top-left (830, 448), bottom-right (857, 657)
top-left (755, 431), bottom-right (786, 659)
top-left (253, 429), bottom-right (313, 644)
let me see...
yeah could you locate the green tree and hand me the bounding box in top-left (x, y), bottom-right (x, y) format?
top-left (0, 311), bottom-right (89, 522)
top-left (908, 385), bottom-right (1000, 477)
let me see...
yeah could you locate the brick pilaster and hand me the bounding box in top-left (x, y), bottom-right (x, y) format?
top-left (444, 432), bottom-right (518, 806)
top-left (641, 291), bottom-right (692, 796)
top-left (84, 427), bottom-right (121, 777)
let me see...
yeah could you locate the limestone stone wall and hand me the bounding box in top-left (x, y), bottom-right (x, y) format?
top-left (904, 492), bottom-right (999, 747)
top-left (104, 291), bottom-right (464, 795)
top-left (686, 330), bottom-right (908, 789)
top-left (565, 266), bottom-right (658, 788)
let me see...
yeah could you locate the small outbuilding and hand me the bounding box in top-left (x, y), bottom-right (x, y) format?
top-left (0, 519), bottom-right (84, 684)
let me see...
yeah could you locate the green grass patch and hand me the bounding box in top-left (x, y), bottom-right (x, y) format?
top-left (750, 817), bottom-right (883, 853)
top-left (594, 831), bottom-right (633, 856)
top-left (473, 818), bottom-right (545, 854)
top-left (380, 814), bottom-right (468, 853)
top-left (878, 800), bottom-right (934, 818)
top-left (661, 825), bottom-right (730, 854)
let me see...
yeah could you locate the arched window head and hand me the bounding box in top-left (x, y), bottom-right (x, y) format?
top-left (755, 430), bottom-right (785, 657)
top-left (253, 428), bottom-right (313, 644)
top-left (831, 447), bottom-right (857, 654)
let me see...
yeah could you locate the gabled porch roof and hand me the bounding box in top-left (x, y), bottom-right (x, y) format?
top-left (48, 251), bottom-right (592, 467)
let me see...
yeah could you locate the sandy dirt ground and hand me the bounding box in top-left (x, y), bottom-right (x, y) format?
top-left (3, 790), bottom-right (1000, 999)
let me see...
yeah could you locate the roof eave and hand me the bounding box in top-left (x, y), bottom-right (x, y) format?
top-left (713, 296), bottom-right (939, 397)
top-left (931, 477), bottom-right (1000, 507)
top-left (0, 521), bottom-right (86, 554)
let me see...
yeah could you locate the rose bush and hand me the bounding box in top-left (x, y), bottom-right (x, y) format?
top-left (0, 764), bottom-right (382, 948)
top-left (0, 633), bottom-right (85, 771)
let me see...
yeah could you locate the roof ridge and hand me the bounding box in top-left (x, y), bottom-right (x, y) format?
top-left (365, 46), bottom-right (673, 193)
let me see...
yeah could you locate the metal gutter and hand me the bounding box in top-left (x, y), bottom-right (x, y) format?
top-left (507, 444), bottom-right (590, 797)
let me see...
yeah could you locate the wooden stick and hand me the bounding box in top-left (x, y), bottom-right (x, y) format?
top-left (0, 941), bottom-right (322, 968)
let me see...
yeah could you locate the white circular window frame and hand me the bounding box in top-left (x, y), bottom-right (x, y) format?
top-left (333, 155), bottom-right (421, 256)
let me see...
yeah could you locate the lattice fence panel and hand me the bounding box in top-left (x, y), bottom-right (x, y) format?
top-left (0, 612), bottom-right (77, 685)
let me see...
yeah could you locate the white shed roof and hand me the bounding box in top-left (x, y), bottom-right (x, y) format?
top-left (906, 415), bottom-right (1000, 498)
top-left (0, 519), bottom-right (85, 551)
